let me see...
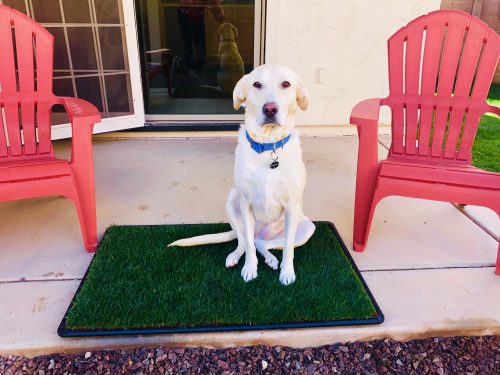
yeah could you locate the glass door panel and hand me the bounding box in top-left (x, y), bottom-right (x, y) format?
top-left (136, 0), bottom-right (257, 117)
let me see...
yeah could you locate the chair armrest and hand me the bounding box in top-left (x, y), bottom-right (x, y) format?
top-left (350, 98), bottom-right (382, 127)
top-left (486, 104), bottom-right (499, 117)
top-left (145, 48), bottom-right (170, 55)
top-left (58, 96), bottom-right (101, 123)
top-left (56, 97), bottom-right (100, 167)
top-left (350, 99), bottom-right (383, 183)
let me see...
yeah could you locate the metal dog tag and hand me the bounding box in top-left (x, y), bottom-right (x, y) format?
top-left (270, 150), bottom-right (279, 169)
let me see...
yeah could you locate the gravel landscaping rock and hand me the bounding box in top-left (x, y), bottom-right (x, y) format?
top-left (0, 336), bottom-right (498, 374)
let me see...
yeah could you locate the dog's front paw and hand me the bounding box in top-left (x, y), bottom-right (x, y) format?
top-left (279, 263), bottom-right (296, 285)
top-left (241, 258), bottom-right (258, 282)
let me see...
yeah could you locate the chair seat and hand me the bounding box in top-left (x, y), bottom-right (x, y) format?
top-left (0, 158), bottom-right (71, 183)
top-left (380, 158), bottom-right (500, 191)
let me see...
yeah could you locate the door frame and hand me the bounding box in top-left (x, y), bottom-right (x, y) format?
top-left (139, 0), bottom-right (266, 124)
top-left (51, 0), bottom-right (145, 139)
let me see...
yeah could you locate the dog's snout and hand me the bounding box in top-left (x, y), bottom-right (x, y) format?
top-left (263, 103), bottom-right (278, 117)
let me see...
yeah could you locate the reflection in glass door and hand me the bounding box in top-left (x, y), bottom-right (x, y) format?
top-left (136, 0), bottom-right (260, 118)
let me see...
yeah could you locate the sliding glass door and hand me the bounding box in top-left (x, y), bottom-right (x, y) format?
top-left (136, 0), bottom-right (263, 122)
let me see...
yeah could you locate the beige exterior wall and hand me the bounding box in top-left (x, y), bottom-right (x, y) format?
top-left (264, 0), bottom-right (449, 126)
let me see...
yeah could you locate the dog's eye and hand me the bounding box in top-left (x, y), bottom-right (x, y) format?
top-left (253, 82), bottom-right (262, 89)
top-left (281, 81), bottom-right (291, 89)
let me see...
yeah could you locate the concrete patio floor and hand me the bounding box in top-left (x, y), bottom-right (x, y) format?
top-left (0, 134), bottom-right (498, 357)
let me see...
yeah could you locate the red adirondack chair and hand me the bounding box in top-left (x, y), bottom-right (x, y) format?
top-left (0, 5), bottom-right (101, 251)
top-left (350, 10), bottom-right (500, 274)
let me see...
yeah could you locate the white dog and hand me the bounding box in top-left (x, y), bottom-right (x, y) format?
top-left (169, 64), bottom-right (315, 285)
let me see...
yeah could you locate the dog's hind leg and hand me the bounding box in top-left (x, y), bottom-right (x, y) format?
top-left (254, 221), bottom-right (281, 270)
top-left (255, 218), bottom-right (315, 271)
top-left (294, 217), bottom-right (316, 247)
top-left (225, 188), bottom-right (246, 268)
top-left (255, 240), bottom-right (279, 270)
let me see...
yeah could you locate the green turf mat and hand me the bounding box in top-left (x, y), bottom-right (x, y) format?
top-left (58, 222), bottom-right (383, 337)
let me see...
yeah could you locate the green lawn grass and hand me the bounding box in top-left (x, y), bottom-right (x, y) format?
top-left (472, 84), bottom-right (500, 172)
top-left (64, 222), bottom-right (378, 331)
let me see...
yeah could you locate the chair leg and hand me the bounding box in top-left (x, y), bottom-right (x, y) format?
top-left (496, 240), bottom-right (499, 275)
top-left (71, 183), bottom-right (97, 252)
top-left (69, 167), bottom-right (97, 252)
top-left (493, 209), bottom-right (500, 276)
top-left (70, 119), bottom-right (98, 252)
top-left (352, 119), bottom-right (380, 252)
top-left (484, 207), bottom-right (500, 276)
top-left (353, 187), bottom-right (381, 252)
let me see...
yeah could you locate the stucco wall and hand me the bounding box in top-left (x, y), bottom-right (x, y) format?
top-left (265, 0), bottom-right (442, 126)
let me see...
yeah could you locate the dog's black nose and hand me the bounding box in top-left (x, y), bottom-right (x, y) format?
top-left (263, 102), bottom-right (278, 117)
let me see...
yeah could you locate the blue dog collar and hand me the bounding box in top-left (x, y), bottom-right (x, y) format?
top-left (245, 131), bottom-right (292, 154)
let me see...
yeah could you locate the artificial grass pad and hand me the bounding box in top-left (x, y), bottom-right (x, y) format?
top-left (59, 222), bottom-right (382, 336)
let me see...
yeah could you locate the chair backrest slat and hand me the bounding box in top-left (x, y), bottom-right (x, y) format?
top-left (0, 5), bottom-right (55, 159)
top-left (387, 31), bottom-right (405, 155)
top-left (0, 112), bottom-right (7, 157)
top-left (430, 12), bottom-right (468, 158)
top-left (457, 31), bottom-right (500, 160)
top-left (418, 14), bottom-right (448, 156)
top-left (0, 10), bottom-right (23, 157)
top-left (384, 10), bottom-right (499, 164)
top-left (14, 12), bottom-right (37, 155)
top-left (443, 20), bottom-right (489, 159)
top-left (35, 27), bottom-right (54, 154)
top-left (404, 16), bottom-right (426, 155)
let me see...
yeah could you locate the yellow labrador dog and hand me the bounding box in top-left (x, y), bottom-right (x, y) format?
top-left (169, 64), bottom-right (315, 285)
top-left (217, 23), bottom-right (245, 95)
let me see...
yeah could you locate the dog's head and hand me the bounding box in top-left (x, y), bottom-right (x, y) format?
top-left (233, 64), bottom-right (308, 138)
top-left (219, 23), bottom-right (238, 42)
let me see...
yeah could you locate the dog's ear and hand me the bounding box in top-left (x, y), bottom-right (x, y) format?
top-left (233, 74), bottom-right (248, 110)
top-left (296, 77), bottom-right (309, 111)
top-left (231, 24), bottom-right (238, 40)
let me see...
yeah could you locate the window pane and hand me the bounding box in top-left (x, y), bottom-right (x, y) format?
top-left (31, 0), bottom-right (62, 23)
top-left (53, 78), bottom-right (74, 97)
top-left (105, 74), bottom-right (132, 114)
top-left (3, 0), bottom-right (26, 13)
top-left (50, 28), bottom-right (70, 70)
top-left (62, 0), bottom-right (92, 23)
top-left (67, 27), bottom-right (98, 70)
top-left (99, 27), bottom-right (126, 70)
top-left (75, 76), bottom-right (103, 112)
top-left (95, 0), bottom-right (121, 24)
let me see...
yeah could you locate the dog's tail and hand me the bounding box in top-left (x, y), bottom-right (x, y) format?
top-left (167, 230), bottom-right (237, 247)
